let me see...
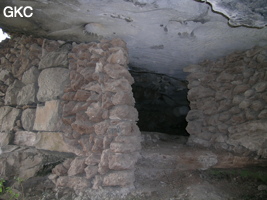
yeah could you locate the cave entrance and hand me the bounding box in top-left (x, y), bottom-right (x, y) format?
top-left (129, 66), bottom-right (190, 142)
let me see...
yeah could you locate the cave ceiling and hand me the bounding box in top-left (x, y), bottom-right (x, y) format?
top-left (0, 0), bottom-right (267, 79)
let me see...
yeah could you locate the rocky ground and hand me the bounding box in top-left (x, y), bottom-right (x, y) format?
top-left (1, 134), bottom-right (267, 200)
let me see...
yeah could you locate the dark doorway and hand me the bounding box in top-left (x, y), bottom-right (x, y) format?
top-left (129, 66), bottom-right (190, 136)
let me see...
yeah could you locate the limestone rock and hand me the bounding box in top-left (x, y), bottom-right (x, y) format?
top-left (110, 142), bottom-right (141, 153)
top-left (35, 132), bottom-right (73, 153)
top-left (56, 176), bottom-right (90, 191)
top-left (107, 49), bottom-right (128, 66)
top-left (5, 80), bottom-right (24, 105)
top-left (68, 157), bottom-right (86, 176)
top-left (0, 106), bottom-right (21, 133)
top-left (109, 105), bottom-right (138, 121)
top-left (85, 153), bottom-right (101, 166)
top-left (85, 102), bottom-right (103, 122)
top-left (104, 64), bottom-right (134, 84)
top-left (21, 108), bottom-right (36, 131)
top-left (0, 132), bottom-right (12, 146)
top-left (14, 131), bottom-right (36, 146)
top-left (104, 78), bottom-right (132, 93)
top-left (37, 68), bottom-right (70, 102)
top-left (39, 51), bottom-right (68, 69)
top-left (84, 165), bottom-right (98, 179)
top-left (33, 100), bottom-right (61, 131)
top-left (52, 163), bottom-right (68, 176)
top-left (21, 66), bottom-right (40, 85)
top-left (253, 82), bottom-right (267, 92)
top-left (94, 120), bottom-right (109, 135)
top-left (111, 91), bottom-right (135, 106)
top-left (108, 152), bottom-right (139, 170)
top-left (103, 170), bottom-right (135, 186)
top-left (17, 83), bottom-right (38, 105)
top-left (0, 147), bottom-right (72, 180)
top-left (187, 86), bottom-right (215, 101)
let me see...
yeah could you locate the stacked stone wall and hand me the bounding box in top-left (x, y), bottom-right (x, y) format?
top-left (0, 35), bottom-right (141, 191)
top-left (184, 46), bottom-right (267, 158)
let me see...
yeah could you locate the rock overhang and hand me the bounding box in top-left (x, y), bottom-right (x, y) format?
top-left (0, 0), bottom-right (267, 79)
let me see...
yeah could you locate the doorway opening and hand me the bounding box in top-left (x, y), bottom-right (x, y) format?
top-left (129, 65), bottom-right (190, 144)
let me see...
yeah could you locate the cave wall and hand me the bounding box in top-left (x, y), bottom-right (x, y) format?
top-left (0, 35), bottom-right (141, 190)
top-left (185, 46), bottom-right (267, 158)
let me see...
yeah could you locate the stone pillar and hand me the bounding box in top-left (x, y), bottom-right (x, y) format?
top-left (53, 39), bottom-right (141, 190)
top-left (184, 46), bottom-right (267, 158)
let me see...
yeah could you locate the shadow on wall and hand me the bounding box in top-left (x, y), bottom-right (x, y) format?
top-left (129, 66), bottom-right (190, 136)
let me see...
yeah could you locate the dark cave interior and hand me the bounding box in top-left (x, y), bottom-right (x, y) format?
top-left (129, 66), bottom-right (190, 136)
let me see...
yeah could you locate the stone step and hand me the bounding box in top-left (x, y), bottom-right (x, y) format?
top-left (136, 139), bottom-right (267, 180)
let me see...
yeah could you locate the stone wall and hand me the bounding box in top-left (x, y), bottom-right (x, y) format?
top-left (0, 35), bottom-right (141, 191)
top-left (184, 46), bottom-right (267, 158)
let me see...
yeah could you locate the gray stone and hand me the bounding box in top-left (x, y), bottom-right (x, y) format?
top-left (14, 131), bottom-right (37, 146)
top-left (33, 100), bottom-right (61, 131)
top-left (0, 106), bottom-right (21, 133)
top-left (56, 176), bottom-right (90, 191)
top-left (21, 66), bottom-right (40, 85)
top-left (253, 82), bottom-right (267, 92)
top-left (198, 152), bottom-right (218, 170)
top-left (0, 132), bottom-right (12, 146)
top-left (5, 80), bottom-right (24, 105)
top-left (0, 69), bottom-right (11, 82)
top-left (110, 142), bottom-right (141, 153)
top-left (188, 86), bottom-right (215, 101)
top-left (109, 105), bottom-right (138, 121)
top-left (0, 147), bottom-right (74, 181)
top-left (17, 83), bottom-right (37, 105)
top-left (103, 170), bottom-right (135, 186)
top-left (68, 157), bottom-right (86, 176)
top-left (37, 68), bottom-right (70, 102)
top-left (84, 165), bottom-right (98, 179)
top-left (35, 132), bottom-right (73, 153)
top-left (21, 108), bottom-right (36, 131)
top-left (108, 152), bottom-right (139, 170)
top-left (39, 51), bottom-right (68, 69)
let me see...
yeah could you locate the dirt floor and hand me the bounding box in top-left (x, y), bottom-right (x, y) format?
top-left (1, 133), bottom-right (267, 200)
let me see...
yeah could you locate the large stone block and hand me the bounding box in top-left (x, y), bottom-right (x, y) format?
top-left (0, 147), bottom-right (73, 181)
top-left (0, 106), bottom-right (21, 133)
top-left (34, 132), bottom-right (73, 153)
top-left (21, 108), bottom-right (36, 131)
top-left (17, 83), bottom-right (38, 105)
top-left (37, 68), bottom-right (70, 102)
top-left (5, 80), bottom-right (24, 105)
top-left (33, 100), bottom-right (61, 131)
top-left (14, 131), bottom-right (36, 146)
top-left (21, 66), bottom-right (40, 85)
top-left (0, 132), bottom-right (12, 146)
top-left (39, 51), bottom-right (68, 69)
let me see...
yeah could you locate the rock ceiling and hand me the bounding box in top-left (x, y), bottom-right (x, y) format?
top-left (0, 0), bottom-right (267, 79)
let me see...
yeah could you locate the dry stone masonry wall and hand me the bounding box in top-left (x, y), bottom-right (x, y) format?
top-left (0, 35), bottom-right (141, 191)
top-left (184, 46), bottom-right (267, 158)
